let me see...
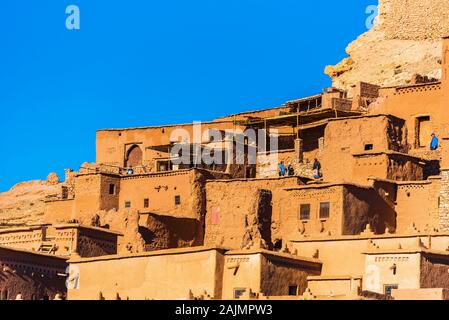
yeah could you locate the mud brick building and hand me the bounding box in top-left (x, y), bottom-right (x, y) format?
top-left (5, 37), bottom-right (449, 300)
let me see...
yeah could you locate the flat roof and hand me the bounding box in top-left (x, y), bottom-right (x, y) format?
top-left (0, 225), bottom-right (44, 234)
top-left (326, 113), bottom-right (405, 123)
top-left (76, 168), bottom-right (231, 181)
top-left (226, 248), bottom-right (322, 267)
top-left (368, 177), bottom-right (435, 185)
top-left (214, 93), bottom-right (323, 121)
top-left (381, 81), bottom-right (441, 90)
top-left (213, 105), bottom-right (289, 121)
top-left (307, 275), bottom-right (362, 281)
top-left (363, 248), bottom-right (449, 258)
top-left (54, 224), bottom-right (123, 236)
top-left (0, 224), bottom-right (123, 237)
top-left (0, 245), bottom-right (69, 260)
top-left (206, 175), bottom-right (310, 184)
top-left (69, 246), bottom-right (230, 264)
top-left (284, 94), bottom-right (323, 105)
top-left (97, 94), bottom-right (325, 132)
top-left (238, 108), bottom-right (363, 128)
top-left (97, 119), bottom-right (236, 132)
top-left (290, 232), bottom-right (449, 243)
top-left (284, 181), bottom-right (372, 192)
top-left (352, 150), bottom-right (427, 162)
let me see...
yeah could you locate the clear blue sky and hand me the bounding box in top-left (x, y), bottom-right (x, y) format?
top-left (0, 0), bottom-right (376, 192)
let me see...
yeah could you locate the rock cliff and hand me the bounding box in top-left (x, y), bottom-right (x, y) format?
top-left (0, 179), bottom-right (61, 229)
top-left (325, 0), bottom-right (449, 93)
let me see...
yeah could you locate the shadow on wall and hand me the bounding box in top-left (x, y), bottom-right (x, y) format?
top-left (343, 185), bottom-right (397, 235)
top-left (424, 160), bottom-right (441, 179)
top-left (139, 213), bottom-right (203, 251)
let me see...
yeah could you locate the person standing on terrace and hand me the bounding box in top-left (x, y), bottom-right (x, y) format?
top-left (279, 162), bottom-right (286, 177)
top-left (313, 158), bottom-right (322, 179)
top-left (430, 133), bottom-right (439, 151)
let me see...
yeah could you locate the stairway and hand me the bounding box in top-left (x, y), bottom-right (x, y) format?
top-left (38, 241), bottom-right (56, 254)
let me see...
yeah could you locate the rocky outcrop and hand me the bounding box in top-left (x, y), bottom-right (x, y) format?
top-left (325, 0), bottom-right (449, 94)
top-left (46, 173), bottom-right (60, 186)
top-left (0, 180), bottom-right (62, 229)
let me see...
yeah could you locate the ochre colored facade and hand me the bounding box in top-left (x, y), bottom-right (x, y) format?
top-left (6, 38), bottom-right (449, 300)
top-left (0, 246), bottom-right (67, 300)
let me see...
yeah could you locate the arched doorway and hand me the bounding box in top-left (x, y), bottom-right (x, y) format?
top-left (125, 145), bottom-right (142, 168)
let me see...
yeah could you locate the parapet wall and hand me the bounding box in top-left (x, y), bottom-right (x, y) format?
top-left (204, 177), bottom-right (302, 249)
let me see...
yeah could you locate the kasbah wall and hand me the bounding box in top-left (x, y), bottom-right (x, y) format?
top-left (7, 2), bottom-right (449, 301)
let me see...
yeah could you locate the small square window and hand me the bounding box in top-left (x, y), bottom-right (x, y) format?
top-left (233, 288), bottom-right (246, 299)
top-left (288, 286), bottom-right (298, 296)
top-left (384, 284), bottom-right (398, 296)
top-left (175, 195), bottom-right (181, 205)
top-left (364, 144), bottom-right (374, 151)
top-left (125, 201), bottom-right (131, 208)
top-left (299, 204), bottom-right (311, 221)
top-left (319, 202), bottom-right (330, 219)
top-left (109, 184), bottom-right (116, 195)
top-left (144, 198), bottom-right (149, 208)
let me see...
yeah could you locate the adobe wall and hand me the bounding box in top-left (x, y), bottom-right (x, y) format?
top-left (343, 185), bottom-right (396, 235)
top-left (376, 84), bottom-right (446, 152)
top-left (290, 234), bottom-right (449, 278)
top-left (299, 125), bottom-right (325, 161)
top-left (291, 239), bottom-right (369, 277)
top-left (0, 247), bottom-right (67, 300)
top-left (118, 171), bottom-right (196, 218)
top-left (45, 169), bottom-right (210, 231)
top-left (439, 170), bottom-right (449, 231)
top-left (67, 248), bottom-right (226, 300)
top-left (386, 154), bottom-right (424, 181)
top-left (73, 227), bottom-right (119, 258)
top-left (221, 251), bottom-right (321, 299)
top-left (321, 115), bottom-right (407, 182)
top-left (67, 173), bottom-right (121, 220)
top-left (215, 105), bottom-right (291, 122)
top-left (45, 199), bottom-right (75, 224)
top-left (257, 150), bottom-right (294, 178)
top-left (279, 186), bottom-right (345, 239)
top-left (72, 174), bottom-right (102, 216)
top-left (96, 209), bottom-right (146, 255)
top-left (392, 288), bottom-right (449, 300)
top-left (96, 121), bottom-right (240, 167)
top-left (0, 227), bottom-right (44, 252)
top-left (365, 251), bottom-right (449, 295)
top-left (260, 254), bottom-right (321, 297)
top-left (0, 224), bottom-right (121, 258)
top-left (99, 175), bottom-right (121, 212)
top-left (420, 253), bottom-right (449, 289)
top-left (138, 213), bottom-right (203, 251)
top-left (279, 184), bottom-right (395, 240)
top-left (222, 252), bottom-right (262, 299)
top-left (395, 180), bottom-right (441, 233)
top-left (352, 153), bottom-right (424, 183)
top-left (307, 276), bottom-right (362, 297)
top-left (204, 177), bottom-right (303, 249)
top-left (257, 150), bottom-right (315, 179)
top-left (363, 252), bottom-right (421, 294)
